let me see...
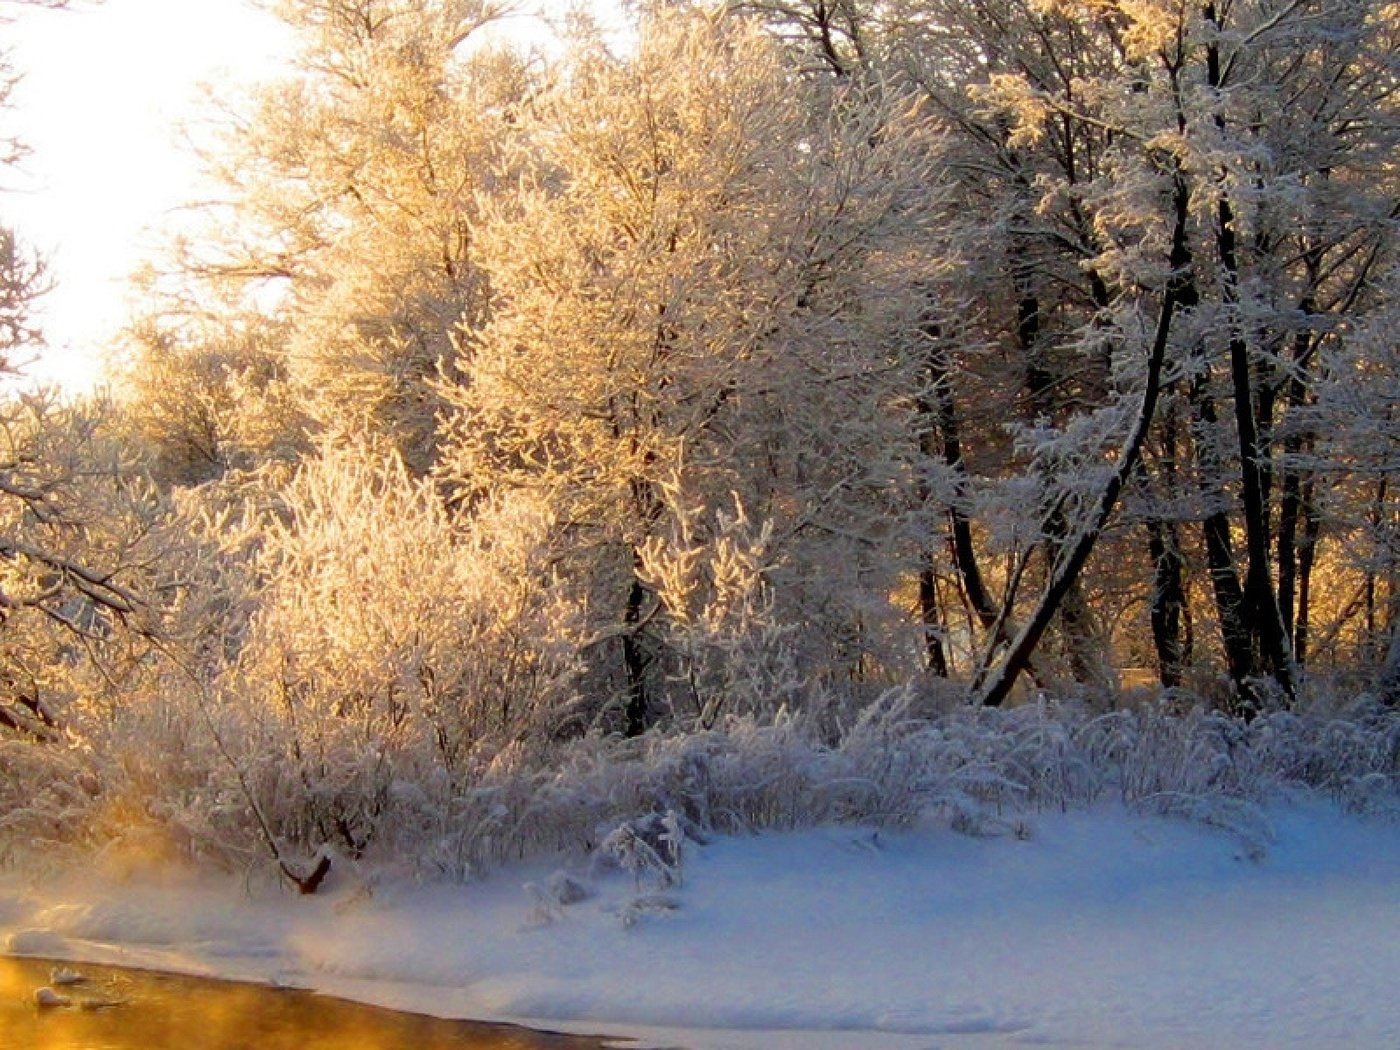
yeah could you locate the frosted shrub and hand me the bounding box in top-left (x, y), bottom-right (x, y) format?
top-left (638, 497), bottom-right (803, 726)
top-left (10, 671), bottom-right (1400, 881)
top-left (598, 811), bottom-right (685, 890)
top-left (0, 738), bottom-right (105, 866)
top-left (434, 693), bottom-right (1400, 876)
top-left (227, 438), bottom-right (583, 859)
top-left (1244, 699), bottom-right (1400, 814)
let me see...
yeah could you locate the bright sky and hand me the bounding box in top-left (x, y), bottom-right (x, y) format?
top-left (4, 0), bottom-right (295, 391)
top-left (3, 1), bottom-right (620, 393)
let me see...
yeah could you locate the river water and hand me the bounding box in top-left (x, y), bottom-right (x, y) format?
top-left (1, 955), bottom-right (608, 1050)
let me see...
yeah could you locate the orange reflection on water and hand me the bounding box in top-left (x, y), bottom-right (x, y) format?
top-left (1, 956), bottom-right (603, 1050)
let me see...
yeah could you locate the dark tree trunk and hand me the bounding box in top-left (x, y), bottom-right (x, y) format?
top-left (1021, 287), bottom-right (1106, 688)
top-left (1271, 181), bottom-right (1333, 669)
top-left (915, 322), bottom-right (953, 677)
top-left (1172, 164), bottom-right (1262, 713)
top-left (1187, 360), bottom-right (1260, 709)
top-left (976, 173), bottom-right (1188, 708)
top-left (1202, 507), bottom-right (1261, 711)
top-left (1191, 373), bottom-right (1262, 711)
top-left (1366, 476), bottom-right (1390, 659)
top-left (918, 567), bottom-right (950, 676)
top-left (1206, 3), bottom-right (1297, 701)
top-left (1294, 476), bottom-right (1321, 666)
top-left (1277, 466), bottom-right (1303, 644)
top-left (1140, 410), bottom-right (1188, 688)
top-left (622, 571), bottom-right (652, 737)
top-left (1225, 291), bottom-right (1296, 695)
top-left (292, 853), bottom-right (333, 896)
top-left (1276, 371), bottom-right (1312, 650)
top-left (922, 329), bottom-right (1002, 635)
top-left (1146, 513), bottom-right (1187, 689)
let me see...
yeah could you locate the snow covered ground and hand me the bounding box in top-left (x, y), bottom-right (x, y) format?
top-left (4, 800), bottom-right (1400, 1049)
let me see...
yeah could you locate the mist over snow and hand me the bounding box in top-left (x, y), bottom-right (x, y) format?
top-left (4, 798), bottom-right (1400, 1049)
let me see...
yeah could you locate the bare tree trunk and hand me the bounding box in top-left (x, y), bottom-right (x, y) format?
top-left (1146, 513), bottom-right (1187, 689)
top-left (1223, 260), bottom-right (1297, 696)
top-left (1021, 286), bottom-right (1108, 689)
top-left (1276, 443), bottom-right (1305, 645)
top-left (1294, 477), bottom-right (1321, 666)
top-left (1139, 412), bottom-right (1187, 688)
top-left (1175, 163), bottom-right (1267, 710)
top-left (623, 469), bottom-right (664, 738)
top-left (918, 567), bottom-right (950, 676)
top-left (1203, 507), bottom-right (1262, 712)
top-left (1276, 409), bottom-right (1318, 663)
top-left (915, 324), bottom-right (953, 676)
top-left (1274, 289), bottom-right (1318, 647)
top-left (622, 570), bottom-right (653, 737)
top-left (1185, 318), bottom-right (1261, 709)
top-left (922, 329), bottom-right (1003, 636)
top-left (1206, 3), bottom-right (1297, 702)
top-left (976, 173), bottom-right (1188, 708)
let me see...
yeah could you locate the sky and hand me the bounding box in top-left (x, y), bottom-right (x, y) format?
top-left (4, 0), bottom-right (299, 391)
top-left (2, 1), bottom-right (625, 393)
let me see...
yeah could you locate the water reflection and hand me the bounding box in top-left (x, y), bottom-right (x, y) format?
top-left (1, 955), bottom-right (606, 1050)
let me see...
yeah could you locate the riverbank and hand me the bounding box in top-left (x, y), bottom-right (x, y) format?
top-left (0, 954), bottom-right (601, 1049)
top-left (4, 798), bottom-right (1400, 1049)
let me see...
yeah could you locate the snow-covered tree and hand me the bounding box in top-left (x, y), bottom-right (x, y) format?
top-left (0, 1), bottom-right (178, 741)
top-left (156, 0), bottom-right (527, 474)
top-left (745, 0), bottom-right (1400, 710)
top-left (443, 8), bottom-right (949, 729)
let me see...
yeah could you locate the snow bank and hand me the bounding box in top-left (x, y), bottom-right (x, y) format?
top-left (4, 799), bottom-right (1399, 1049)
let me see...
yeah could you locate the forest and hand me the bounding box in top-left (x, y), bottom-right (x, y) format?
top-left (4, 0), bottom-right (1400, 890)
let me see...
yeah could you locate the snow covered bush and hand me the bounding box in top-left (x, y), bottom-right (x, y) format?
top-left (0, 738), bottom-right (105, 866)
top-left (6, 675), bottom-right (1400, 881)
top-left (352, 689), bottom-right (1399, 879)
top-left (637, 497), bottom-right (805, 727)
top-left (189, 437), bottom-right (585, 866)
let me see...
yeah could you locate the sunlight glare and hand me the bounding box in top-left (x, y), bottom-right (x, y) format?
top-left (4, 0), bottom-right (295, 393)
